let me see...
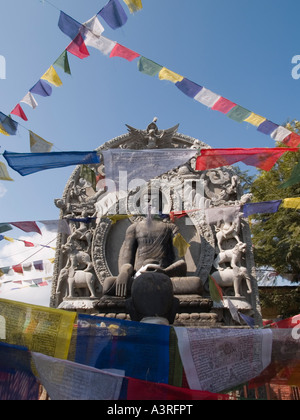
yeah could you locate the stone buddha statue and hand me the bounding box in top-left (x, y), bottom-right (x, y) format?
top-left (102, 191), bottom-right (203, 298)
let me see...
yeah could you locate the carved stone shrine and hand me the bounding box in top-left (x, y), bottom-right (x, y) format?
top-left (50, 119), bottom-right (262, 327)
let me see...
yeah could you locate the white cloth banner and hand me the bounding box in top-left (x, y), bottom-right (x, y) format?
top-left (39, 219), bottom-right (71, 235)
top-left (175, 327), bottom-right (272, 393)
top-left (102, 148), bottom-right (197, 191)
top-left (194, 88), bottom-right (221, 108)
top-left (32, 352), bottom-right (124, 400)
top-left (83, 33), bottom-right (116, 55)
top-left (205, 205), bottom-right (241, 224)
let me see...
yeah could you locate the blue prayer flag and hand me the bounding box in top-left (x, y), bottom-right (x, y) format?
top-left (30, 80), bottom-right (52, 97)
top-left (257, 120), bottom-right (278, 135)
top-left (98, 0), bottom-right (128, 29)
top-left (58, 11), bottom-right (82, 40)
top-left (243, 200), bottom-right (282, 217)
top-left (0, 112), bottom-right (18, 135)
top-left (175, 78), bottom-right (203, 98)
top-left (3, 151), bottom-right (101, 176)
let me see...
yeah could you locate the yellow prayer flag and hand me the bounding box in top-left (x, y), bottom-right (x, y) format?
top-left (0, 162), bottom-right (13, 181)
top-left (107, 214), bottom-right (132, 224)
top-left (41, 65), bottom-right (63, 87)
top-left (29, 131), bottom-right (53, 153)
top-left (4, 236), bottom-right (14, 242)
top-left (244, 113), bottom-right (266, 127)
top-left (123, 0), bottom-right (143, 13)
top-left (173, 232), bottom-right (190, 257)
top-left (282, 197), bottom-right (300, 209)
top-left (158, 67), bottom-right (184, 84)
top-left (0, 298), bottom-right (76, 359)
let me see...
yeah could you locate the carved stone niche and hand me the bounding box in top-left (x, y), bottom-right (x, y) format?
top-left (50, 120), bottom-right (262, 327)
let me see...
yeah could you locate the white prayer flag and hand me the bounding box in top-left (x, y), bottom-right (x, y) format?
top-left (194, 88), bottom-right (220, 108)
top-left (21, 92), bottom-right (38, 109)
top-left (82, 15), bottom-right (104, 37)
top-left (83, 33), bottom-right (117, 55)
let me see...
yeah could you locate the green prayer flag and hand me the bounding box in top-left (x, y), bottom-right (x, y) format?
top-left (54, 51), bottom-right (71, 75)
top-left (227, 105), bottom-right (251, 123)
top-left (279, 161), bottom-right (300, 189)
top-left (209, 275), bottom-right (224, 303)
top-left (80, 165), bottom-right (96, 190)
top-left (0, 224), bottom-right (13, 234)
top-left (137, 56), bottom-right (163, 77)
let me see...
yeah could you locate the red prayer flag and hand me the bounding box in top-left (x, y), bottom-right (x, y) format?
top-left (11, 221), bottom-right (42, 235)
top-left (282, 132), bottom-right (300, 147)
top-left (12, 264), bottom-right (23, 274)
top-left (66, 33), bottom-right (90, 59)
top-left (24, 241), bottom-right (35, 247)
top-left (211, 97), bottom-right (236, 114)
top-left (11, 104), bottom-right (28, 121)
top-left (110, 43), bottom-right (140, 61)
top-left (196, 148), bottom-right (299, 171)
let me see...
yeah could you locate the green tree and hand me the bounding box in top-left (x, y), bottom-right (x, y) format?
top-left (250, 122), bottom-right (300, 283)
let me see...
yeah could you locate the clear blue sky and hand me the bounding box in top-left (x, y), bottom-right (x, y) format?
top-left (0, 0), bottom-right (299, 303)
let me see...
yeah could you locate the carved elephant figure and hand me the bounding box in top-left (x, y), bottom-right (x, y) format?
top-left (56, 268), bottom-right (97, 298)
top-left (211, 266), bottom-right (252, 298)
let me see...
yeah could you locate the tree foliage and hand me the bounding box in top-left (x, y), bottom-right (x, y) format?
top-left (249, 122), bottom-right (300, 282)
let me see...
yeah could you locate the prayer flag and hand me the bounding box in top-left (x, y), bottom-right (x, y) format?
top-left (0, 112), bottom-right (18, 135)
top-left (226, 105), bottom-right (251, 123)
top-left (33, 260), bottom-right (44, 271)
top-left (270, 126), bottom-right (292, 143)
top-left (226, 297), bottom-right (241, 324)
top-left (257, 120), bottom-right (278, 135)
top-left (24, 241), bottom-right (34, 248)
top-left (175, 78), bottom-right (203, 98)
top-left (110, 43), bottom-right (140, 61)
top-left (4, 236), bottom-right (14, 242)
top-left (39, 220), bottom-right (71, 235)
top-left (11, 104), bottom-right (28, 121)
top-left (239, 313), bottom-right (255, 328)
top-left (80, 165), bottom-right (97, 190)
top-left (3, 150), bottom-right (100, 176)
top-left (172, 233), bottom-right (190, 258)
top-left (58, 11), bottom-right (82, 40)
top-left (244, 113), bottom-right (266, 127)
top-left (0, 235), bottom-right (4, 242)
top-left (279, 161), bottom-right (300, 189)
top-left (282, 197), bottom-right (300, 209)
top-left (283, 132), bottom-right (300, 147)
top-left (54, 51), bottom-right (71, 75)
top-left (0, 224), bottom-right (12, 233)
top-left (21, 92), bottom-right (38, 109)
top-left (123, 0), bottom-right (143, 13)
top-left (41, 66), bottom-right (62, 87)
top-left (66, 33), bottom-right (90, 59)
top-left (98, 0), bottom-right (128, 29)
top-left (137, 56), bottom-right (163, 77)
top-left (12, 264), bottom-right (23, 275)
top-left (0, 125), bottom-right (9, 136)
top-left (82, 15), bottom-right (104, 37)
top-left (83, 33), bottom-right (116, 55)
top-left (0, 162), bottom-right (13, 181)
top-left (158, 67), bottom-right (184, 84)
top-left (10, 221), bottom-right (42, 235)
top-left (211, 97), bottom-right (236, 114)
top-left (205, 205), bottom-right (241, 224)
top-left (30, 80), bottom-right (52, 97)
top-left (196, 147), bottom-right (298, 171)
top-left (29, 131), bottom-right (53, 153)
top-left (209, 275), bottom-right (223, 303)
top-left (243, 200), bottom-right (282, 217)
top-left (194, 88), bottom-right (221, 108)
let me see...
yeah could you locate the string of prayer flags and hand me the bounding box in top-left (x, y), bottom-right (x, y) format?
top-left (243, 200), bottom-right (282, 218)
top-left (30, 79), bottom-right (52, 97)
top-left (66, 33), bottom-right (90, 59)
top-left (110, 43), bottom-right (140, 61)
top-left (282, 197), bottom-right (300, 209)
top-left (98, 0), bottom-right (128, 30)
top-left (21, 92), bottom-right (38, 109)
top-left (11, 104), bottom-right (28, 121)
top-left (123, 0), bottom-right (143, 14)
top-left (41, 66), bottom-right (63, 87)
top-left (196, 147), bottom-right (299, 172)
top-left (279, 161), bottom-right (300, 189)
top-left (54, 51), bottom-right (71, 75)
top-left (3, 150), bottom-right (101, 176)
top-left (0, 162), bottom-right (13, 181)
top-left (29, 131), bottom-right (53, 153)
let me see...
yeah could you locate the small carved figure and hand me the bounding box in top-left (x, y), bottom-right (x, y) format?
top-left (56, 268), bottom-right (97, 298)
top-left (215, 212), bottom-right (243, 251)
top-left (213, 242), bottom-right (247, 270)
top-left (211, 266), bottom-right (252, 298)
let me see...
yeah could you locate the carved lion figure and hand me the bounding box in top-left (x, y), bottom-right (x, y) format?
top-left (213, 242), bottom-right (247, 270)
